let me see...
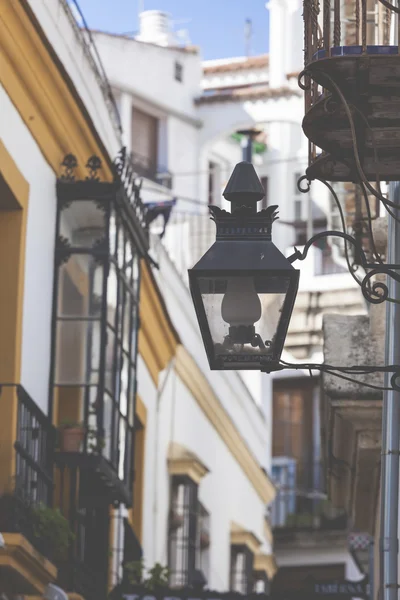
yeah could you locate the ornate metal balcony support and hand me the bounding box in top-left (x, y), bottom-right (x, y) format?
top-left (302, 0), bottom-right (400, 183)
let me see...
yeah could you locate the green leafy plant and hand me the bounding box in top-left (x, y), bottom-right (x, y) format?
top-left (32, 504), bottom-right (75, 560)
top-left (124, 560), bottom-right (169, 589)
top-left (87, 427), bottom-right (106, 452)
top-left (125, 558), bottom-right (145, 585)
top-left (145, 563), bottom-right (170, 590)
top-left (230, 132), bottom-right (267, 155)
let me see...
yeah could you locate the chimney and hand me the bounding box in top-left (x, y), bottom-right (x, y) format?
top-left (136, 10), bottom-right (176, 46)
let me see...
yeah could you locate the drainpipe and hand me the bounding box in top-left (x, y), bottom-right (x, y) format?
top-left (380, 180), bottom-right (400, 600)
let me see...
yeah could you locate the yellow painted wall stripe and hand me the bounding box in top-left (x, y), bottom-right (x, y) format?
top-left (0, 0), bottom-right (112, 180)
top-left (138, 261), bottom-right (180, 384)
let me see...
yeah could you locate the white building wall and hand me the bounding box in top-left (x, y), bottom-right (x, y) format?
top-left (93, 33), bottom-right (202, 121)
top-left (27, 0), bottom-right (121, 158)
top-left (167, 115), bottom-right (200, 206)
top-left (0, 84), bottom-right (56, 415)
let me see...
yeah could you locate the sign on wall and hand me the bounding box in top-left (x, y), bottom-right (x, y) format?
top-left (110, 578), bottom-right (369, 600)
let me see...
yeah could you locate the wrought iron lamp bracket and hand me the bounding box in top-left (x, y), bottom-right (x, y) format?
top-left (260, 359), bottom-right (400, 393)
top-left (283, 230), bottom-right (400, 391)
top-left (288, 229), bottom-right (400, 306)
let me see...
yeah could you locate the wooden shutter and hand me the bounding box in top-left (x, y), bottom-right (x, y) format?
top-left (131, 107), bottom-right (158, 167)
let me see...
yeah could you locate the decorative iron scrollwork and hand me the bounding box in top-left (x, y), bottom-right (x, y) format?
top-left (86, 155), bottom-right (102, 181)
top-left (112, 147), bottom-right (148, 233)
top-left (60, 154), bottom-right (78, 181)
top-left (55, 235), bottom-right (72, 266)
top-left (209, 204), bottom-right (279, 240)
top-left (113, 146), bottom-right (127, 179)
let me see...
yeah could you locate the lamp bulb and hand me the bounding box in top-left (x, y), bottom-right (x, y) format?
top-left (221, 277), bottom-right (262, 326)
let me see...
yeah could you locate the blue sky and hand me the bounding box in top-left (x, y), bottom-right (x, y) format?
top-left (78, 0), bottom-right (269, 60)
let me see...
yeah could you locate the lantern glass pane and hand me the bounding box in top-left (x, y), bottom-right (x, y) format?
top-left (198, 274), bottom-right (291, 366)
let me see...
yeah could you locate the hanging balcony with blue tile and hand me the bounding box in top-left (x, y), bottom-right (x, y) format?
top-left (301, 0), bottom-right (400, 182)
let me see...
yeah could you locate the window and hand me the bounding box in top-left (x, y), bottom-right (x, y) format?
top-left (196, 503), bottom-right (210, 584)
top-left (272, 378), bottom-right (315, 461)
top-left (175, 61), bottom-right (183, 82)
top-left (53, 192), bottom-right (141, 495)
top-left (131, 107), bottom-right (159, 178)
top-left (253, 571), bottom-right (270, 594)
top-left (168, 476), bottom-right (198, 587)
top-left (260, 176), bottom-right (269, 209)
top-left (230, 545), bottom-right (254, 594)
top-left (270, 458), bottom-right (297, 528)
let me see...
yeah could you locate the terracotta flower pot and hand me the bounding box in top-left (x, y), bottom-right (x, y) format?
top-left (200, 531), bottom-right (210, 549)
top-left (169, 511), bottom-right (184, 531)
top-left (60, 427), bottom-right (85, 452)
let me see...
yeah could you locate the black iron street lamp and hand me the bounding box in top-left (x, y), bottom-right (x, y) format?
top-left (189, 162), bottom-right (400, 389)
top-left (189, 162), bottom-right (299, 372)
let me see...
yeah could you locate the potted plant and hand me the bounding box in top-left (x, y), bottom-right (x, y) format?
top-left (32, 503), bottom-right (75, 561)
top-left (200, 529), bottom-right (210, 549)
top-left (145, 563), bottom-right (169, 590)
top-left (169, 510), bottom-right (184, 531)
top-left (59, 419), bottom-right (85, 452)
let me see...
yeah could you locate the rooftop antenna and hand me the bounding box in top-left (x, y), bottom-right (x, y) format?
top-left (138, 0), bottom-right (144, 16)
top-left (245, 18), bottom-right (252, 57)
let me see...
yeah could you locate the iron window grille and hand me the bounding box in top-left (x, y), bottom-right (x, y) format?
top-left (0, 385), bottom-right (55, 561)
top-left (253, 571), bottom-right (270, 594)
top-left (14, 385), bottom-right (55, 506)
top-left (196, 502), bottom-right (210, 585)
top-left (230, 545), bottom-right (254, 594)
top-left (52, 152), bottom-right (147, 504)
top-left (168, 475), bottom-right (199, 587)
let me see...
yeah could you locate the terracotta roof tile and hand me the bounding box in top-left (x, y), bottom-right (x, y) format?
top-left (203, 54), bottom-right (269, 74)
top-left (196, 85), bottom-right (300, 104)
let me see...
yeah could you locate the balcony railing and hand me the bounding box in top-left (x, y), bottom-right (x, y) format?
top-left (270, 459), bottom-right (347, 531)
top-left (14, 385), bottom-right (55, 504)
top-left (0, 384), bottom-right (55, 559)
top-left (155, 210), bottom-right (216, 283)
top-left (130, 150), bottom-right (173, 189)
